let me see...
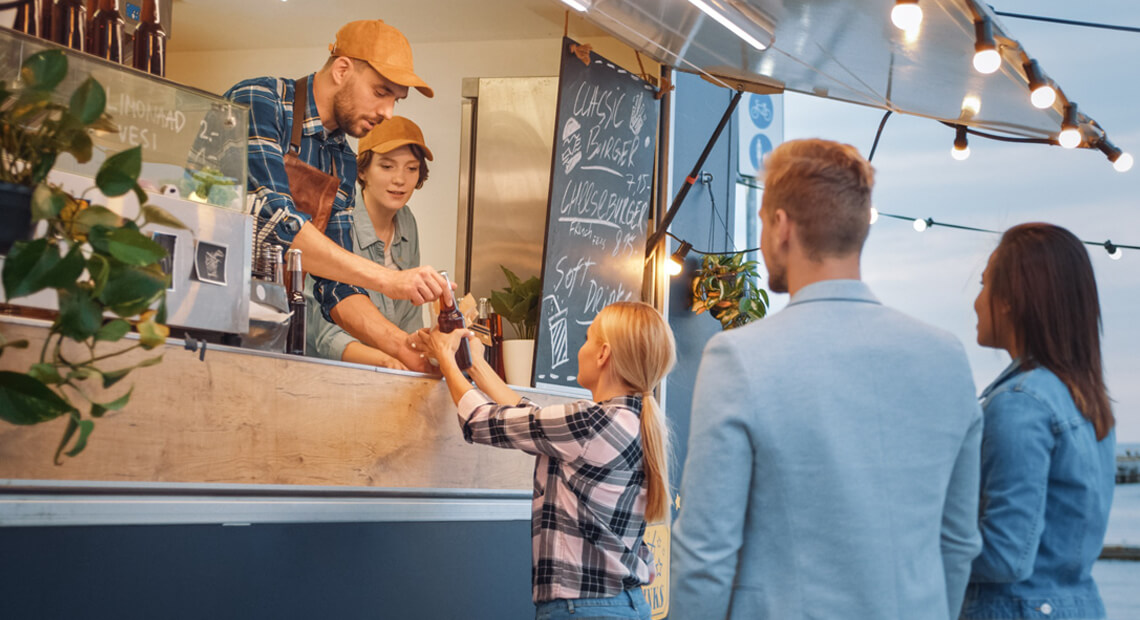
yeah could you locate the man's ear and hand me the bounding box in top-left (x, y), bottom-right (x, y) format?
top-left (773, 208), bottom-right (792, 246)
top-left (329, 56), bottom-right (355, 86)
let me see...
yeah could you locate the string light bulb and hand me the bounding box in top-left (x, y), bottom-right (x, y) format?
top-left (1104, 241), bottom-right (1123, 260)
top-left (913, 217), bottom-right (932, 232)
top-left (952, 125), bottom-right (970, 161)
top-left (973, 17), bottom-right (1001, 74)
top-left (1058, 103), bottom-right (1082, 149)
top-left (960, 95), bottom-right (981, 118)
top-left (1096, 137), bottom-right (1134, 173)
top-left (1023, 59), bottom-right (1056, 109)
top-left (891, 0), bottom-right (923, 32)
top-left (668, 241), bottom-right (692, 276)
top-left (1114, 152), bottom-right (1134, 173)
top-left (869, 206), bottom-right (879, 224)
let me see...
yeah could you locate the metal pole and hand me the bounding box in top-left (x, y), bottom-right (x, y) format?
top-left (644, 89), bottom-right (743, 258)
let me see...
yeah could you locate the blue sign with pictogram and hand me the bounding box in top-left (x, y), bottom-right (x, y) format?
top-left (738, 93), bottom-right (783, 178)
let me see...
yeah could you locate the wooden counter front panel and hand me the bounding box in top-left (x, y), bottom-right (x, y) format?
top-left (0, 321), bottom-right (558, 489)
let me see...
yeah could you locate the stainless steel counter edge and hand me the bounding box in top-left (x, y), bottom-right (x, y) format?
top-left (0, 480), bottom-right (532, 527)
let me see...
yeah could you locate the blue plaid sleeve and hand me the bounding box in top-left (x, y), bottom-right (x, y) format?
top-left (311, 207), bottom-right (369, 322)
top-left (224, 78), bottom-right (309, 244)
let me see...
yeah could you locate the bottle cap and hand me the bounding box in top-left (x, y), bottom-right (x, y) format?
top-left (285, 248), bottom-right (303, 272)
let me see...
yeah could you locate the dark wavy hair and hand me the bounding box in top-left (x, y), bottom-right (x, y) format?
top-left (988, 222), bottom-right (1114, 439)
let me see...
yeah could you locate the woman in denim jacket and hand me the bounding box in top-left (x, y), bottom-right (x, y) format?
top-left (962, 223), bottom-right (1116, 620)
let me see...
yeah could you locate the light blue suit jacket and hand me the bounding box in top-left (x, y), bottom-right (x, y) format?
top-left (670, 279), bottom-right (983, 620)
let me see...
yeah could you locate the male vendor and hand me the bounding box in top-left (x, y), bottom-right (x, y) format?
top-left (226, 19), bottom-right (442, 371)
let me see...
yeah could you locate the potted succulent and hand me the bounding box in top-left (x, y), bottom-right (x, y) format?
top-left (0, 49), bottom-right (185, 463)
top-left (691, 252), bottom-right (770, 330)
top-left (489, 265), bottom-right (540, 386)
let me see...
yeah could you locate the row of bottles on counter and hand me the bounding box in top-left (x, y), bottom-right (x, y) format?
top-left (12, 0), bottom-right (166, 77)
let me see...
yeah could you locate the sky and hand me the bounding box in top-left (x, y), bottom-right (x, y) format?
top-left (770, 1), bottom-right (1140, 441)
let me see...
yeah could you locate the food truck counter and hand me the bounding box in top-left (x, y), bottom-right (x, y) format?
top-left (0, 316), bottom-right (575, 527)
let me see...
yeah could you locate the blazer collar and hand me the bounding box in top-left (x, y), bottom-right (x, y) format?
top-left (786, 279), bottom-right (881, 308)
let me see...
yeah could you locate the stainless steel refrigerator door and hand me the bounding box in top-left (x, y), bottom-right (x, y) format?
top-left (456, 77), bottom-right (557, 326)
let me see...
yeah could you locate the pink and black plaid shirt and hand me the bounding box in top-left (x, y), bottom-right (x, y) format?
top-left (457, 390), bottom-right (653, 603)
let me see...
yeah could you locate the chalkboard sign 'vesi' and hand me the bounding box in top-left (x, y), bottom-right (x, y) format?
top-left (533, 38), bottom-right (659, 392)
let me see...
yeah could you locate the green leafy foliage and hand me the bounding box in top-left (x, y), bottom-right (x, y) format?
top-left (490, 265), bottom-right (541, 340)
top-left (0, 50), bottom-right (188, 462)
top-left (690, 253), bottom-right (771, 330)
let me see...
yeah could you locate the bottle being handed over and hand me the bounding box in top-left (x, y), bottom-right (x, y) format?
top-left (437, 271), bottom-right (473, 371)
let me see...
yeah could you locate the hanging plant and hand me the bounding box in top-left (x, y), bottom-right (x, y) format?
top-left (690, 252), bottom-right (769, 330)
top-left (0, 49), bottom-right (187, 463)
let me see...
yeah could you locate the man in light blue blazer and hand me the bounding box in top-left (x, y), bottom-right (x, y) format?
top-left (670, 139), bottom-right (983, 620)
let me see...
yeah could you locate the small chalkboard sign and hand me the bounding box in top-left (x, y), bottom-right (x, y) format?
top-left (533, 38), bottom-right (659, 392)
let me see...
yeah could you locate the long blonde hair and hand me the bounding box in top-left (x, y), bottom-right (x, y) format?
top-left (592, 302), bottom-right (676, 523)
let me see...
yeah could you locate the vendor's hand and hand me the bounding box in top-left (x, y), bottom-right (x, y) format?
top-left (385, 266), bottom-right (452, 305)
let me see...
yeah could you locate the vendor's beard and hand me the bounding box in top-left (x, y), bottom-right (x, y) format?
top-left (332, 85), bottom-right (372, 138)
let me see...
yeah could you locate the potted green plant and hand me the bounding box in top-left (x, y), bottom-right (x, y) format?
top-left (691, 252), bottom-right (770, 330)
top-left (0, 49), bottom-right (186, 463)
top-left (489, 265), bottom-right (540, 385)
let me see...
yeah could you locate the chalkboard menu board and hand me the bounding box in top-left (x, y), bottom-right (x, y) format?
top-left (533, 38), bottom-right (659, 391)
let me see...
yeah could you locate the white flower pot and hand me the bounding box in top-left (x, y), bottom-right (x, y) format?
top-left (502, 339), bottom-right (535, 387)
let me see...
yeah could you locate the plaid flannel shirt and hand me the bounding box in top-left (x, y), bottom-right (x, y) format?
top-left (457, 390), bottom-right (653, 603)
top-left (224, 75), bottom-right (365, 321)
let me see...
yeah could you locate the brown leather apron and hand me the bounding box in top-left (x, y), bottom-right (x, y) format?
top-left (283, 76), bottom-right (338, 233)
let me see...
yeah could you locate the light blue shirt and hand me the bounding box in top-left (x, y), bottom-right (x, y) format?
top-left (303, 192), bottom-right (422, 361)
top-left (670, 279), bottom-right (983, 620)
top-left (962, 360), bottom-right (1115, 620)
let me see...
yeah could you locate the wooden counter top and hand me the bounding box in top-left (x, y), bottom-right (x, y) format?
top-left (0, 318), bottom-right (570, 492)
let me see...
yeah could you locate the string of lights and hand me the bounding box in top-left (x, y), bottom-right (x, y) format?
top-left (989, 8), bottom-right (1140, 35)
top-left (666, 231), bottom-right (760, 276)
top-left (888, 1), bottom-right (1133, 171)
top-left (871, 209), bottom-right (1140, 260)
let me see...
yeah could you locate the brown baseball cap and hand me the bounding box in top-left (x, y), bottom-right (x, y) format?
top-left (329, 20), bottom-right (434, 98)
top-left (358, 116), bottom-right (434, 161)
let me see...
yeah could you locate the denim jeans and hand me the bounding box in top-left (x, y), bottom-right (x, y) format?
top-left (534, 589), bottom-right (651, 620)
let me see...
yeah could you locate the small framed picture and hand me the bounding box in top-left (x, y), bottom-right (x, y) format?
top-left (193, 240), bottom-right (228, 286)
top-left (151, 232), bottom-right (178, 292)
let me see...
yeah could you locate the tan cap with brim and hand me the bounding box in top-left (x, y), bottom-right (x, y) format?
top-left (329, 19), bottom-right (434, 98)
top-left (359, 116), bottom-right (434, 160)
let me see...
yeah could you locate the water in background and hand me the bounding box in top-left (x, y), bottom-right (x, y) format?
top-left (1096, 442), bottom-right (1140, 620)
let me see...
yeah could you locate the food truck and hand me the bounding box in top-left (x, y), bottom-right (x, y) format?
top-left (0, 1), bottom-right (1127, 617)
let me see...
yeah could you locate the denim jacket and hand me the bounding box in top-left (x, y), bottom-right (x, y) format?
top-left (961, 360), bottom-right (1115, 620)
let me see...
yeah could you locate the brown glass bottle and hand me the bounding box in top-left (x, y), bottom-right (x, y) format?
top-left (54, 0), bottom-right (85, 51)
top-left (39, 0), bottom-right (55, 40)
top-left (132, 0), bottom-right (165, 76)
top-left (437, 272), bottom-right (473, 370)
top-left (477, 298), bottom-right (506, 380)
top-left (88, 0), bottom-right (124, 63)
top-left (12, 0), bottom-right (41, 37)
top-left (284, 249), bottom-right (306, 356)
